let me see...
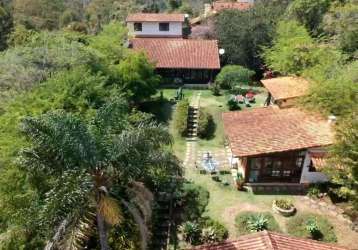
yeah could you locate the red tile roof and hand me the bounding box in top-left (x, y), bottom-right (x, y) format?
top-left (189, 231), bottom-right (348, 250)
top-left (213, 1), bottom-right (253, 12)
top-left (222, 107), bottom-right (334, 157)
top-left (261, 77), bottom-right (310, 101)
top-left (131, 38), bottom-right (220, 69)
top-left (126, 13), bottom-right (185, 22)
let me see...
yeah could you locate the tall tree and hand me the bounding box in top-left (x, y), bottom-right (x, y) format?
top-left (112, 52), bottom-right (160, 103)
top-left (323, 0), bottom-right (358, 56)
top-left (20, 100), bottom-right (181, 249)
top-left (263, 20), bottom-right (343, 76)
top-left (286, 0), bottom-right (332, 35)
top-left (215, 0), bottom-right (290, 72)
top-left (0, 1), bottom-right (13, 51)
top-left (13, 0), bottom-right (65, 30)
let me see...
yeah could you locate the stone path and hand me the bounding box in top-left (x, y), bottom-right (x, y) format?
top-left (183, 92), bottom-right (201, 168)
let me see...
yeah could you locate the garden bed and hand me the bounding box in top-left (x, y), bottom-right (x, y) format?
top-left (235, 211), bottom-right (281, 235)
top-left (286, 213), bottom-right (337, 242)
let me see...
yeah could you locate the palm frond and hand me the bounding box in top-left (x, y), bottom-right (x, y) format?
top-left (59, 209), bottom-right (96, 250)
top-left (98, 196), bottom-right (123, 226)
top-left (20, 111), bottom-right (98, 172)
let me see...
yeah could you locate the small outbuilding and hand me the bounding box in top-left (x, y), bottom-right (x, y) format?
top-left (261, 77), bottom-right (310, 108)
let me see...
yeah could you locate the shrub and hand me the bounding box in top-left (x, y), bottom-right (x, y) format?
top-left (174, 99), bottom-right (189, 137)
top-left (180, 183), bottom-right (210, 221)
top-left (235, 212), bottom-right (280, 235)
top-left (274, 199), bottom-right (293, 210)
top-left (287, 213), bottom-right (337, 242)
top-left (227, 98), bottom-right (240, 111)
top-left (307, 186), bottom-right (320, 198)
top-left (210, 83), bottom-right (221, 96)
top-left (180, 218), bottom-right (229, 245)
top-left (247, 214), bottom-right (268, 232)
top-left (306, 218), bottom-right (322, 240)
top-left (197, 109), bottom-right (215, 139)
top-left (200, 218), bottom-right (229, 244)
top-left (215, 65), bottom-right (255, 89)
top-left (180, 221), bottom-right (201, 245)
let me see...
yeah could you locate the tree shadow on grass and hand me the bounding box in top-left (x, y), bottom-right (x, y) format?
top-left (139, 98), bottom-right (175, 125)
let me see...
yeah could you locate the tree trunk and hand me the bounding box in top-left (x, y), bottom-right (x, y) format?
top-left (96, 210), bottom-right (110, 250)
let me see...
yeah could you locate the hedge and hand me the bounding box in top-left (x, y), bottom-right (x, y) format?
top-left (197, 109), bottom-right (215, 139)
top-left (174, 99), bottom-right (189, 137)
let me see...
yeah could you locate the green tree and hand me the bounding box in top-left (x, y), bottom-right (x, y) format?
top-left (305, 60), bottom-right (358, 116)
top-left (89, 22), bottom-right (128, 65)
top-left (215, 0), bottom-right (290, 72)
top-left (286, 0), bottom-right (332, 35)
top-left (215, 65), bottom-right (254, 89)
top-left (19, 100), bottom-right (180, 249)
top-left (13, 0), bottom-right (65, 30)
top-left (263, 20), bottom-right (343, 76)
top-left (112, 52), bottom-right (160, 103)
top-left (326, 115), bottom-right (358, 208)
top-left (0, 2), bottom-right (13, 51)
top-left (0, 31), bottom-right (100, 105)
top-left (323, 0), bottom-right (358, 55)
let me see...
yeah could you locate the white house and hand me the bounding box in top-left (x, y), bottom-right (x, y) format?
top-left (222, 107), bottom-right (334, 186)
top-left (126, 13), bottom-right (185, 38)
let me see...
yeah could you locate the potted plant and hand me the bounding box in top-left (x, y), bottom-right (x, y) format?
top-left (235, 173), bottom-right (245, 191)
top-left (272, 199), bottom-right (296, 217)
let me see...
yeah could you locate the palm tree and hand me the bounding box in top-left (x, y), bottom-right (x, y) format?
top-left (20, 99), bottom-right (181, 249)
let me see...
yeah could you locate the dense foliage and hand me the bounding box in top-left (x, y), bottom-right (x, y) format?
top-left (0, 18), bottom-right (180, 248)
top-left (215, 65), bottom-right (254, 90)
top-left (215, 0), bottom-right (291, 72)
top-left (174, 99), bottom-right (190, 137)
top-left (262, 0), bottom-right (358, 208)
top-left (197, 109), bottom-right (215, 139)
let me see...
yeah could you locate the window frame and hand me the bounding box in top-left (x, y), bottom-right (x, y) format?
top-left (159, 22), bottom-right (170, 31)
top-left (134, 22), bottom-right (142, 32)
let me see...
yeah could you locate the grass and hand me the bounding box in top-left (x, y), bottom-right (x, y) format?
top-left (186, 167), bottom-right (291, 224)
top-left (235, 211), bottom-right (281, 235)
top-left (286, 213), bottom-right (337, 243)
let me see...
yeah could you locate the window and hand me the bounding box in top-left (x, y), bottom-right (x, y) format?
top-left (134, 22), bottom-right (142, 31)
top-left (159, 22), bottom-right (170, 31)
top-left (250, 158), bottom-right (261, 170)
top-left (283, 170), bottom-right (291, 176)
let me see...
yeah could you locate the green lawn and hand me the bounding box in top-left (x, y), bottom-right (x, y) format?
top-left (151, 87), bottom-right (268, 158)
top-left (195, 87), bottom-right (267, 149)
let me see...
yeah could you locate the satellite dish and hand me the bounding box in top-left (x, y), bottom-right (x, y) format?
top-left (219, 48), bottom-right (225, 55)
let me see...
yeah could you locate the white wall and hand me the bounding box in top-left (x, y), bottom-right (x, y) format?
top-left (127, 21), bottom-right (183, 37)
top-left (300, 150), bottom-right (329, 184)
